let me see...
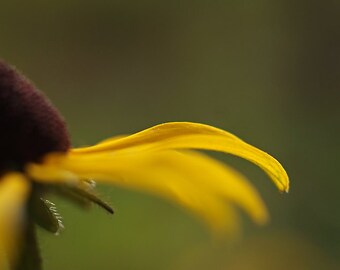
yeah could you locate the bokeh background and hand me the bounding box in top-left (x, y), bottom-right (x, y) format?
top-left (1, 1), bottom-right (339, 269)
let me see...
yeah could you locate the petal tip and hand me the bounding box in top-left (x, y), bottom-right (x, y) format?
top-left (278, 180), bottom-right (289, 193)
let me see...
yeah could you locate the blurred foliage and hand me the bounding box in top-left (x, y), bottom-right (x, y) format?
top-left (1, 1), bottom-right (339, 269)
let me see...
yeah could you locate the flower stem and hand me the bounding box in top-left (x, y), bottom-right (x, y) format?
top-left (14, 220), bottom-right (42, 270)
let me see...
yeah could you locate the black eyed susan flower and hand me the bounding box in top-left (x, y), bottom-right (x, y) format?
top-left (0, 59), bottom-right (289, 269)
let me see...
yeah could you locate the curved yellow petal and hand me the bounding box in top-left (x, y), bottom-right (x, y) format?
top-left (0, 173), bottom-right (30, 268)
top-left (71, 122), bottom-right (289, 192)
top-left (72, 122), bottom-right (242, 153)
top-left (163, 150), bottom-right (269, 225)
top-left (27, 150), bottom-right (267, 234)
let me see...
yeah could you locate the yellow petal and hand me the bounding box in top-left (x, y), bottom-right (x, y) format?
top-left (27, 150), bottom-right (267, 234)
top-left (166, 150), bottom-right (269, 225)
top-left (26, 162), bottom-right (79, 184)
top-left (0, 173), bottom-right (30, 267)
top-left (71, 122), bottom-right (289, 192)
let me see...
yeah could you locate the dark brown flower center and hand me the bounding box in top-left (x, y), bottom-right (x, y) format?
top-left (0, 60), bottom-right (70, 173)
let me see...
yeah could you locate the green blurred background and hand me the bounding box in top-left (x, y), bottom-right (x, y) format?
top-left (1, 1), bottom-right (339, 269)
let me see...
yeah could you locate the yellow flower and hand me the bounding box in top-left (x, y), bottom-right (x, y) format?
top-left (0, 60), bottom-right (289, 269)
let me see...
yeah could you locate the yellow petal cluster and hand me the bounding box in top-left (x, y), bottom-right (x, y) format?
top-left (26, 122), bottom-right (289, 234)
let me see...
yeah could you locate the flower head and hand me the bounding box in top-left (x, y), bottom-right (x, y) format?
top-left (0, 59), bottom-right (289, 269)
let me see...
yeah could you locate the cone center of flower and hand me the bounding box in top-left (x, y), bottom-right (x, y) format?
top-left (0, 60), bottom-right (70, 174)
